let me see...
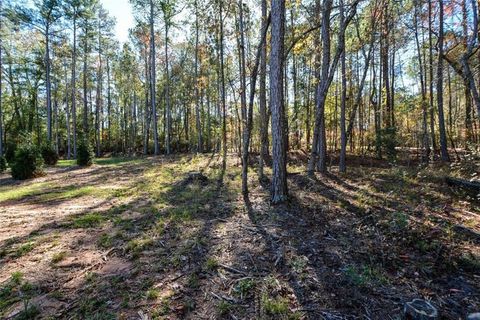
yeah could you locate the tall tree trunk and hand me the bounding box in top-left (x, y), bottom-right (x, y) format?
top-left (150, 0), bottom-right (160, 155)
top-left (0, 9), bottom-right (3, 158)
top-left (96, 23), bottom-right (103, 157)
top-left (428, 0), bottom-right (436, 153)
top-left (46, 23), bottom-right (52, 142)
top-left (83, 23), bottom-right (89, 139)
top-left (308, 0), bottom-right (333, 174)
top-left (144, 44), bottom-right (151, 155)
top-left (241, 4), bottom-right (270, 195)
top-left (65, 62), bottom-right (71, 159)
top-left (72, 13), bottom-right (78, 158)
top-left (437, 0), bottom-right (450, 161)
top-left (238, 0), bottom-right (248, 194)
top-left (194, 0), bottom-right (203, 153)
top-left (219, 0), bottom-right (227, 170)
top-left (165, 23), bottom-right (171, 155)
top-left (258, 0), bottom-right (269, 180)
top-left (270, 0), bottom-right (288, 203)
top-left (339, 0), bottom-right (347, 173)
top-left (413, 0), bottom-right (430, 161)
top-left (107, 57), bottom-right (112, 150)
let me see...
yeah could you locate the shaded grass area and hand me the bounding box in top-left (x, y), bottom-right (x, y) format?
top-left (0, 154), bottom-right (478, 319)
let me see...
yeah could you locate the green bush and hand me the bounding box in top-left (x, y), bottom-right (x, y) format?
top-left (41, 143), bottom-right (59, 165)
top-left (5, 141), bottom-right (16, 164)
top-left (77, 140), bottom-right (94, 166)
top-left (381, 127), bottom-right (397, 161)
top-left (10, 144), bottom-right (44, 180)
top-left (0, 156), bottom-right (7, 173)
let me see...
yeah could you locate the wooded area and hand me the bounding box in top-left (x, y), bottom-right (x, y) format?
top-left (0, 0), bottom-right (479, 319)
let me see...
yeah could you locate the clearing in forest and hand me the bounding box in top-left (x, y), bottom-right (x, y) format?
top-left (0, 154), bottom-right (478, 319)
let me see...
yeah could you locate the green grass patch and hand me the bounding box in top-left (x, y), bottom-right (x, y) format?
top-left (51, 251), bottom-right (67, 264)
top-left (71, 213), bottom-right (106, 228)
top-left (38, 185), bottom-right (114, 202)
top-left (0, 182), bottom-right (51, 202)
top-left (343, 264), bottom-right (389, 287)
top-left (261, 294), bottom-right (289, 316)
top-left (204, 257), bottom-right (219, 271)
top-left (15, 242), bottom-right (35, 257)
top-left (56, 159), bottom-right (77, 167)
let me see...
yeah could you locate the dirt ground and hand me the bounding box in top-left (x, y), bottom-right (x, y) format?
top-left (0, 154), bottom-right (478, 319)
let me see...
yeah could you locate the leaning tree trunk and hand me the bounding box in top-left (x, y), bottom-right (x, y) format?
top-left (238, 0), bottom-right (248, 194)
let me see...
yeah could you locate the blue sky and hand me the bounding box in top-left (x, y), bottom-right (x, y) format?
top-left (101, 0), bottom-right (134, 44)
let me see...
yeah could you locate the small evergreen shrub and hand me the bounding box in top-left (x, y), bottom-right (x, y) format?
top-left (381, 127), bottom-right (397, 161)
top-left (0, 156), bottom-right (7, 173)
top-left (77, 140), bottom-right (94, 166)
top-left (10, 144), bottom-right (44, 180)
top-left (41, 143), bottom-right (59, 165)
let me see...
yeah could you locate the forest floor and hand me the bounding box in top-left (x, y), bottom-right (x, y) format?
top-left (0, 153), bottom-right (479, 320)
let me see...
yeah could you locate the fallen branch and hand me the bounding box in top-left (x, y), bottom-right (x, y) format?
top-left (445, 177), bottom-right (480, 193)
top-left (218, 264), bottom-right (248, 276)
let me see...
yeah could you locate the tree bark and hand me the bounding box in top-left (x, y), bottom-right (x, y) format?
top-left (165, 21), bottom-right (171, 154)
top-left (150, 0), bottom-right (160, 155)
top-left (258, 0), bottom-right (269, 180)
top-left (72, 12), bottom-right (78, 158)
top-left (46, 22), bottom-right (52, 142)
top-left (270, 0), bottom-right (288, 203)
top-left (194, 0), bottom-right (203, 153)
top-left (339, 0), bottom-right (347, 173)
top-left (437, 0), bottom-right (450, 162)
top-left (219, 0), bottom-right (227, 170)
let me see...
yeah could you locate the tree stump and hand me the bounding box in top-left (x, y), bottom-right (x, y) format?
top-left (404, 299), bottom-right (438, 320)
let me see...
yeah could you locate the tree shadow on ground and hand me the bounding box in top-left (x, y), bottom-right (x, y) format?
top-left (242, 170), bottom-right (479, 319)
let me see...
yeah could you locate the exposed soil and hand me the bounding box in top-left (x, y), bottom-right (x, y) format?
top-left (0, 154), bottom-right (478, 319)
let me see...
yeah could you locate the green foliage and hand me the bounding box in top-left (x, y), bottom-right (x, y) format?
top-left (0, 156), bottom-right (6, 173)
top-left (10, 143), bottom-right (44, 180)
top-left (216, 301), bottom-right (234, 316)
top-left (146, 289), bottom-right (159, 300)
top-left (381, 127), bottom-right (397, 161)
top-left (261, 294), bottom-right (289, 316)
top-left (343, 264), bottom-right (388, 287)
top-left (41, 142), bottom-right (59, 165)
top-left (234, 278), bottom-right (255, 298)
top-left (204, 257), bottom-right (219, 271)
top-left (77, 140), bottom-right (94, 166)
top-left (5, 141), bottom-right (16, 164)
